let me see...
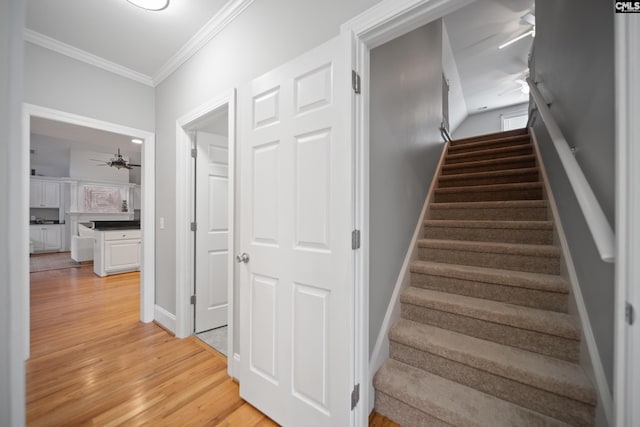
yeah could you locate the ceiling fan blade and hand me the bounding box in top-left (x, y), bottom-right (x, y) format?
top-left (128, 163), bottom-right (141, 167)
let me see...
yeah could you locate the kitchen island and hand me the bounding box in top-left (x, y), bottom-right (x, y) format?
top-left (93, 221), bottom-right (141, 277)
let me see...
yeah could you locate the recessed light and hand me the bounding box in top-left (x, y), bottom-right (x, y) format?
top-left (131, 138), bottom-right (143, 144)
top-left (127, 0), bottom-right (169, 11)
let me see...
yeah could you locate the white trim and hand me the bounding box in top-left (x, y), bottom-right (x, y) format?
top-left (175, 89), bottom-right (237, 381)
top-left (154, 304), bottom-right (177, 334)
top-left (231, 353), bottom-right (241, 380)
top-left (531, 130), bottom-right (613, 426)
top-left (367, 142), bottom-right (448, 412)
top-left (614, 13), bottom-right (640, 427)
top-left (152, 0), bottom-right (255, 85)
top-left (23, 29), bottom-right (154, 87)
top-left (24, 0), bottom-right (254, 88)
top-left (340, 0), bottom-right (472, 422)
top-left (527, 78), bottom-right (615, 263)
top-left (23, 104), bottom-right (156, 330)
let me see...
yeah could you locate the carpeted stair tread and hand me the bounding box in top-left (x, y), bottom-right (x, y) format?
top-left (445, 143), bottom-right (533, 164)
top-left (400, 287), bottom-right (580, 340)
top-left (410, 260), bottom-right (568, 294)
top-left (418, 238), bottom-right (560, 258)
top-left (434, 181), bottom-right (543, 196)
top-left (429, 200), bottom-right (548, 221)
top-left (449, 128), bottom-right (529, 146)
top-left (424, 219), bottom-right (553, 231)
top-left (447, 134), bottom-right (531, 154)
top-left (438, 167), bottom-right (540, 187)
top-left (374, 359), bottom-right (570, 427)
top-left (433, 182), bottom-right (543, 203)
top-left (389, 319), bottom-right (596, 405)
top-left (423, 219), bottom-right (553, 244)
top-left (441, 154), bottom-right (537, 175)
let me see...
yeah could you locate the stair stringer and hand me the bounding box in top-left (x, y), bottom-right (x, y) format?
top-left (368, 140), bottom-right (449, 413)
top-left (531, 129), bottom-right (613, 427)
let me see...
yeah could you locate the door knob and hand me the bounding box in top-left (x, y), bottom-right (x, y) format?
top-left (236, 253), bottom-right (250, 263)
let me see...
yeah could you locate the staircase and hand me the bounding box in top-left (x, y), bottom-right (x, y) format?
top-left (373, 129), bottom-right (597, 426)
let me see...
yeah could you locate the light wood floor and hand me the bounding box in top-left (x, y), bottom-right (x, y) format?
top-left (28, 264), bottom-right (398, 426)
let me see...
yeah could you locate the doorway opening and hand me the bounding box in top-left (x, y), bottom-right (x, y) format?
top-left (175, 89), bottom-right (237, 376)
top-left (22, 103), bottom-right (155, 359)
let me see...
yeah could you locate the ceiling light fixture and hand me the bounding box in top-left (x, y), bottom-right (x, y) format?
top-left (131, 138), bottom-right (143, 144)
top-left (127, 0), bottom-right (169, 11)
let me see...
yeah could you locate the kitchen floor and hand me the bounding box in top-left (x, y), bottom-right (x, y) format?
top-left (30, 251), bottom-right (86, 273)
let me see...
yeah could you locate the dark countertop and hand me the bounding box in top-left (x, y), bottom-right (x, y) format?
top-left (92, 220), bottom-right (140, 231)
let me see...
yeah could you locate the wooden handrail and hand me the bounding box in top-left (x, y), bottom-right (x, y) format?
top-left (527, 78), bottom-right (615, 262)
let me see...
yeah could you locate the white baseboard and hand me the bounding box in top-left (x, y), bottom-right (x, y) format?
top-left (230, 353), bottom-right (241, 381)
top-left (531, 129), bottom-right (613, 426)
top-left (154, 304), bottom-right (176, 335)
top-left (367, 142), bottom-right (448, 413)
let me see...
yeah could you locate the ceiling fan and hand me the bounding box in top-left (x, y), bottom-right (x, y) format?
top-left (499, 12), bottom-right (536, 50)
top-left (91, 148), bottom-right (140, 170)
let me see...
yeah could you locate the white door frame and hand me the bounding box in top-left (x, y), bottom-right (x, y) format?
top-left (175, 88), bottom-right (237, 376)
top-left (340, 0), bottom-right (476, 421)
top-left (22, 103), bottom-right (156, 359)
top-left (614, 13), bottom-right (640, 427)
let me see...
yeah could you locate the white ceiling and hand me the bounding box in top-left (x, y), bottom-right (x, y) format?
top-left (31, 117), bottom-right (141, 154)
top-left (25, 0), bottom-right (231, 78)
top-left (444, 0), bottom-right (534, 114)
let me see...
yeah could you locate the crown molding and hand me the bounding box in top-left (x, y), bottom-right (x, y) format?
top-left (152, 0), bottom-right (255, 85)
top-left (24, 29), bottom-right (154, 87)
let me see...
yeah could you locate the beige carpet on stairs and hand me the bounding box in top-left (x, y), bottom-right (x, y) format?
top-left (373, 128), bottom-right (597, 426)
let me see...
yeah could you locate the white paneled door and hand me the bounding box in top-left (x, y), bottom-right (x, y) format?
top-left (240, 36), bottom-right (354, 426)
top-left (195, 131), bottom-right (230, 333)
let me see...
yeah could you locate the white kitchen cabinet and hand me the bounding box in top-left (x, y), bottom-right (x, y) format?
top-left (30, 225), bottom-right (63, 253)
top-left (94, 229), bottom-right (141, 277)
top-left (30, 179), bottom-right (60, 208)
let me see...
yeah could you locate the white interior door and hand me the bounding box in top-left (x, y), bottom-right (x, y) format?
top-left (239, 36), bottom-right (354, 426)
top-left (195, 131), bottom-right (230, 333)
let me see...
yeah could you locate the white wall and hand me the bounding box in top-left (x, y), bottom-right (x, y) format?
top-left (369, 20), bottom-right (443, 354)
top-left (24, 43), bottom-right (155, 132)
top-left (442, 22), bottom-right (467, 132)
top-left (153, 0), bottom-right (382, 322)
top-left (453, 102), bottom-right (528, 139)
top-left (1, 0), bottom-right (25, 424)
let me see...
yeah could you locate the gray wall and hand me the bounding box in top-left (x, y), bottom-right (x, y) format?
top-left (453, 102), bottom-right (528, 139)
top-left (369, 20), bottom-right (444, 354)
top-left (24, 43), bottom-right (155, 132)
top-left (153, 0), bottom-right (382, 329)
top-left (1, 0), bottom-right (25, 424)
top-left (530, 0), bottom-right (615, 388)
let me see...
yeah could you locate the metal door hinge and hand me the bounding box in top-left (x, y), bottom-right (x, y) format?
top-left (351, 383), bottom-right (360, 410)
top-left (190, 295), bottom-right (196, 305)
top-left (191, 148), bottom-right (197, 158)
top-left (352, 229), bottom-right (361, 250)
top-left (352, 70), bottom-right (361, 95)
top-left (626, 302), bottom-right (635, 325)
top-left (190, 222), bottom-right (197, 232)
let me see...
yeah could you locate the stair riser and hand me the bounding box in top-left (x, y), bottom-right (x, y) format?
top-left (445, 146), bottom-right (533, 164)
top-left (401, 303), bottom-right (580, 362)
top-left (411, 272), bottom-right (568, 312)
top-left (438, 172), bottom-right (539, 188)
top-left (375, 392), bottom-right (450, 427)
top-left (450, 129), bottom-right (529, 146)
top-left (418, 247), bottom-right (561, 275)
top-left (423, 225), bottom-right (553, 245)
top-left (390, 342), bottom-right (594, 426)
top-left (433, 187), bottom-right (543, 203)
top-left (447, 138), bottom-right (530, 155)
top-left (441, 158), bottom-right (536, 175)
top-left (429, 206), bottom-right (548, 221)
